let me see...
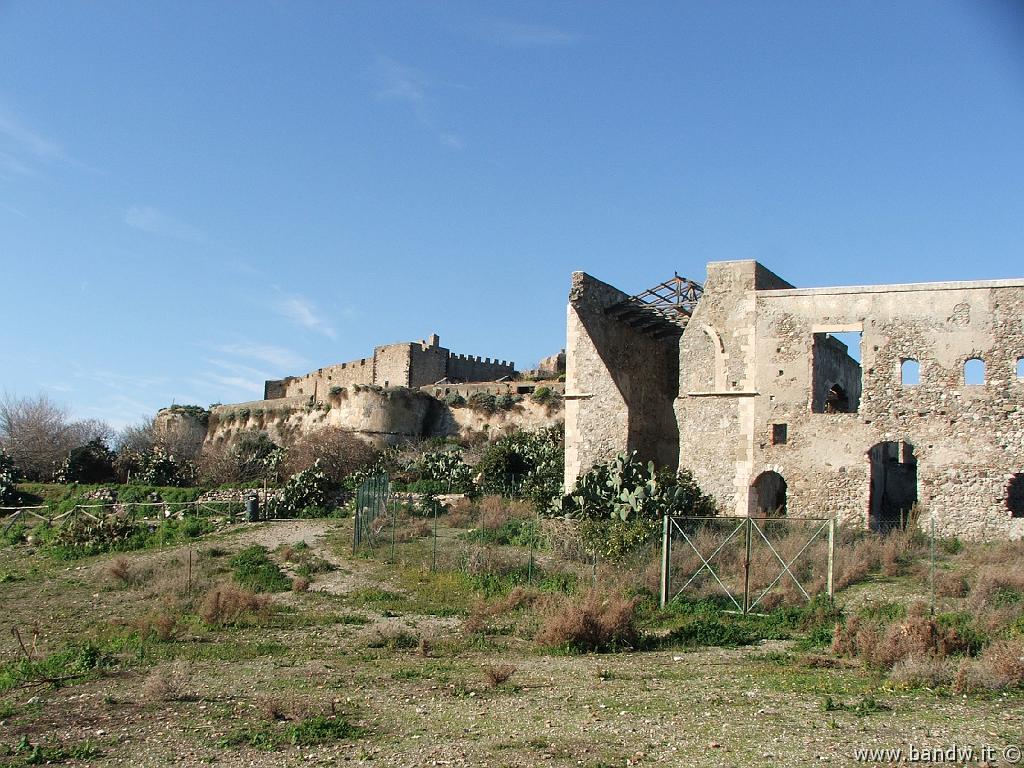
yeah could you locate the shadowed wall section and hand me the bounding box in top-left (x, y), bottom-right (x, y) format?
top-left (564, 272), bottom-right (680, 489)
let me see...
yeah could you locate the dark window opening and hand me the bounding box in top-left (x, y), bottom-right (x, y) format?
top-left (1008, 475), bottom-right (1024, 518)
top-left (825, 384), bottom-right (850, 413)
top-left (811, 331), bottom-right (862, 413)
top-left (901, 359), bottom-right (920, 386)
top-left (964, 358), bottom-right (985, 385)
top-left (771, 424), bottom-right (788, 445)
top-left (751, 471), bottom-right (787, 516)
top-left (868, 441), bottom-right (918, 533)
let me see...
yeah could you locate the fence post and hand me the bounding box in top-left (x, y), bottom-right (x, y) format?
top-left (660, 515), bottom-right (671, 608)
top-left (352, 485), bottom-right (360, 555)
top-left (827, 517), bottom-right (835, 603)
top-left (930, 515), bottom-right (936, 617)
top-left (742, 518), bottom-right (752, 614)
top-left (390, 498), bottom-right (397, 564)
top-left (431, 495), bottom-right (439, 572)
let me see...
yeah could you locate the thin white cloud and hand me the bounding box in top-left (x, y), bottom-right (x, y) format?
top-left (0, 200), bottom-right (28, 219)
top-left (212, 342), bottom-right (307, 371)
top-left (482, 19), bottom-right (581, 47)
top-left (274, 295), bottom-right (337, 339)
top-left (368, 55), bottom-right (464, 150)
top-left (73, 367), bottom-right (168, 392)
top-left (205, 373), bottom-right (264, 395)
top-left (125, 205), bottom-right (206, 243)
top-left (0, 109), bottom-right (64, 160)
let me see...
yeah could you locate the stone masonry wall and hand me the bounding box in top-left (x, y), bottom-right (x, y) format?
top-left (564, 272), bottom-right (680, 490)
top-left (754, 279), bottom-right (1024, 539)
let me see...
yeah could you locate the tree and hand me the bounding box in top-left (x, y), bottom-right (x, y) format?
top-left (57, 438), bottom-right (117, 484)
top-left (280, 427), bottom-right (378, 486)
top-left (0, 451), bottom-right (19, 504)
top-left (197, 430), bottom-right (283, 485)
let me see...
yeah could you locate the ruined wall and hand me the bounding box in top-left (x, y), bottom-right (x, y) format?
top-left (753, 278), bottom-right (1024, 539)
top-left (564, 272), bottom-right (680, 490)
top-left (675, 261), bottom-right (794, 510)
top-left (538, 350), bottom-right (566, 375)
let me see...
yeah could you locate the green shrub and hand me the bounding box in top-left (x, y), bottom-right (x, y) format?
top-left (56, 439), bottom-right (116, 484)
top-left (476, 426), bottom-right (564, 509)
top-left (495, 393), bottom-right (518, 410)
top-left (269, 463), bottom-right (333, 518)
top-left (468, 392), bottom-right (497, 414)
top-left (0, 451), bottom-right (19, 505)
top-left (444, 392), bottom-right (466, 407)
top-left (230, 546), bottom-right (291, 592)
top-left (414, 450), bottom-right (474, 493)
top-left (555, 452), bottom-right (716, 560)
top-left (531, 386), bottom-right (561, 408)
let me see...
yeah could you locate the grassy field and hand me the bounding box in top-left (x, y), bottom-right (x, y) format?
top-left (0, 501), bottom-right (1021, 767)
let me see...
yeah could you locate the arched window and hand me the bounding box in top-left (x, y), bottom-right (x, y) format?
top-left (751, 471), bottom-right (787, 516)
top-left (964, 358), bottom-right (985, 385)
top-left (901, 359), bottom-right (920, 386)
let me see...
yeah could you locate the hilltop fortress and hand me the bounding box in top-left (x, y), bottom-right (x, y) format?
top-left (263, 333), bottom-right (516, 400)
top-left (160, 334), bottom-right (564, 449)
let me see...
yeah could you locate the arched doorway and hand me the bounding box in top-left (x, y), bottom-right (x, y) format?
top-left (868, 441), bottom-right (918, 532)
top-left (751, 471), bottom-right (787, 517)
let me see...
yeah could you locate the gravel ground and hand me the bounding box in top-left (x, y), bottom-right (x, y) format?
top-left (1, 521), bottom-right (1020, 768)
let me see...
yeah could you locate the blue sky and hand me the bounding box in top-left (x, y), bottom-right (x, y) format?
top-left (1, 1), bottom-right (1023, 428)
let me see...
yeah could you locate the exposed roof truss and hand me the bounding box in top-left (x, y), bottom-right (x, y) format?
top-left (605, 273), bottom-right (704, 339)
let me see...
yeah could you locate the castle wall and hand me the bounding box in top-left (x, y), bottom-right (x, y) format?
top-left (409, 342), bottom-right (449, 388)
top-left (445, 353), bottom-right (516, 383)
top-left (372, 343), bottom-right (413, 389)
top-left (281, 358), bottom-right (374, 398)
top-left (262, 333), bottom-right (516, 399)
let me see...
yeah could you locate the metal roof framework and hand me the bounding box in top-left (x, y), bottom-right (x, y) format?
top-left (605, 273), bottom-right (704, 340)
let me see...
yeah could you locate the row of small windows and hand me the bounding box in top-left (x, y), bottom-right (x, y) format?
top-left (900, 357), bottom-right (1024, 386)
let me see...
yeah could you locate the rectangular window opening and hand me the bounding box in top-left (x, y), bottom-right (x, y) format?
top-left (771, 423), bottom-right (788, 445)
top-left (811, 331), bottom-right (862, 414)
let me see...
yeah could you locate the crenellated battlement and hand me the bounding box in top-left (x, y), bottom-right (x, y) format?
top-left (263, 332), bottom-right (518, 399)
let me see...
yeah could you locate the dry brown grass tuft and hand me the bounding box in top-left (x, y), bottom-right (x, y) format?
top-left (141, 663), bottom-right (191, 702)
top-left (133, 597), bottom-right (185, 642)
top-left (951, 640), bottom-right (1024, 693)
top-left (462, 586), bottom-right (542, 637)
top-left (934, 571), bottom-right (969, 598)
top-left (834, 613), bottom-right (970, 671)
top-left (292, 576), bottom-right (310, 593)
top-left (535, 590), bottom-right (639, 652)
top-left (199, 583), bottom-right (272, 626)
top-left (889, 654), bottom-right (955, 688)
top-left (446, 498), bottom-right (476, 528)
top-left (482, 663), bottom-right (518, 687)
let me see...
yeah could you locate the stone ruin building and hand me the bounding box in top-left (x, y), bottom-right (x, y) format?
top-left (263, 333), bottom-right (516, 400)
top-left (564, 261), bottom-right (1024, 540)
